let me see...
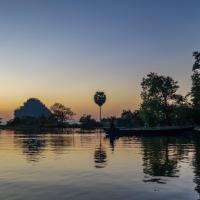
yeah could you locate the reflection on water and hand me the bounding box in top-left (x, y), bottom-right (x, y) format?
top-left (94, 132), bottom-right (107, 168)
top-left (14, 133), bottom-right (46, 162)
top-left (143, 137), bottom-right (183, 177)
top-left (0, 129), bottom-right (200, 199)
top-left (193, 135), bottom-right (200, 196)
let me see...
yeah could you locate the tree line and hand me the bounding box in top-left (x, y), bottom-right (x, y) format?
top-left (82, 50), bottom-right (200, 128)
top-left (102, 52), bottom-right (200, 127)
top-left (4, 51), bottom-right (200, 129)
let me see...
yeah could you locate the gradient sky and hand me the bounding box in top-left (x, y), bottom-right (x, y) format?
top-left (0, 0), bottom-right (200, 121)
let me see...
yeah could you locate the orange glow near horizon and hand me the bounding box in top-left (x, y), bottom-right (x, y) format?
top-left (0, 0), bottom-right (195, 122)
top-left (0, 86), bottom-right (140, 122)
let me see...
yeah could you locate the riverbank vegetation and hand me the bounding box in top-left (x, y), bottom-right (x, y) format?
top-left (102, 52), bottom-right (200, 128)
top-left (1, 52), bottom-right (200, 129)
top-left (6, 103), bottom-right (76, 129)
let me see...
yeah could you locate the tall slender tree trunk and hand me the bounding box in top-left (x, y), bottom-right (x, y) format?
top-left (99, 106), bottom-right (102, 122)
top-left (99, 106), bottom-right (102, 132)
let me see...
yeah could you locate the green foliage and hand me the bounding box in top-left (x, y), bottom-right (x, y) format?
top-left (79, 115), bottom-right (98, 129)
top-left (193, 51), bottom-right (200, 71)
top-left (101, 116), bottom-right (117, 127)
top-left (141, 73), bottom-right (179, 101)
top-left (191, 51), bottom-right (200, 124)
top-left (139, 99), bottom-right (165, 127)
top-left (191, 71), bottom-right (200, 108)
top-left (50, 103), bottom-right (75, 125)
top-left (7, 116), bottom-right (57, 128)
top-left (101, 110), bottom-right (143, 128)
top-left (170, 96), bottom-right (193, 125)
top-left (140, 73), bottom-right (180, 126)
top-left (117, 110), bottom-right (143, 127)
top-left (192, 52), bottom-right (200, 105)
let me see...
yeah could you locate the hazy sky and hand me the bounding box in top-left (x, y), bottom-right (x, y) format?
top-left (0, 0), bottom-right (200, 121)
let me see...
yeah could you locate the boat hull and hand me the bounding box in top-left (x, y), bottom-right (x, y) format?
top-left (103, 126), bottom-right (195, 136)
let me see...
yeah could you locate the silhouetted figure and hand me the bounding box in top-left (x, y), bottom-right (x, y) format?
top-left (110, 117), bottom-right (115, 130)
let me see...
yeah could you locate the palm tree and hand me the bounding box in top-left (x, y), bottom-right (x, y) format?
top-left (94, 91), bottom-right (106, 122)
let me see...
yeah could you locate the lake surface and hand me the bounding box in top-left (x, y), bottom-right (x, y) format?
top-left (0, 129), bottom-right (200, 200)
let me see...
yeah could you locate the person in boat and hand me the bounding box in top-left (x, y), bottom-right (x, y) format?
top-left (110, 117), bottom-right (116, 130)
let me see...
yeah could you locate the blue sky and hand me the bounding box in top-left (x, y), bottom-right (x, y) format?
top-left (0, 0), bottom-right (200, 120)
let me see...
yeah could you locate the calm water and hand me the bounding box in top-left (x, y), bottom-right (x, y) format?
top-left (0, 129), bottom-right (200, 200)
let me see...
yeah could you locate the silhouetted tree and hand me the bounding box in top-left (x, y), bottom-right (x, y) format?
top-left (117, 110), bottom-right (143, 127)
top-left (171, 95), bottom-right (194, 125)
top-left (191, 51), bottom-right (200, 124)
top-left (193, 51), bottom-right (200, 71)
top-left (94, 91), bottom-right (106, 122)
top-left (51, 103), bottom-right (74, 126)
top-left (140, 73), bottom-right (179, 126)
top-left (140, 98), bottom-right (164, 127)
top-left (101, 116), bottom-right (117, 127)
top-left (79, 114), bottom-right (98, 129)
top-left (7, 115), bottom-right (56, 128)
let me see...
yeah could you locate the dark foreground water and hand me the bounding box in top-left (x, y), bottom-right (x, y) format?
top-left (0, 129), bottom-right (200, 200)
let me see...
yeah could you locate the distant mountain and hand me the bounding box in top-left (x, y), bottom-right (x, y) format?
top-left (14, 98), bottom-right (51, 118)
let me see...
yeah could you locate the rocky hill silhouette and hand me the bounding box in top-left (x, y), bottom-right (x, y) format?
top-left (14, 98), bottom-right (51, 118)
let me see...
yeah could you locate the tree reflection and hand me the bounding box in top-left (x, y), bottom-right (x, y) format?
top-left (50, 134), bottom-right (73, 154)
top-left (193, 134), bottom-right (200, 199)
top-left (49, 128), bottom-right (75, 153)
top-left (94, 131), bottom-right (107, 168)
top-left (141, 135), bottom-right (192, 180)
top-left (14, 131), bottom-right (46, 162)
top-left (142, 137), bottom-right (178, 177)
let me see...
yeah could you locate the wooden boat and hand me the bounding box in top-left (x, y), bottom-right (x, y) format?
top-left (103, 126), bottom-right (195, 136)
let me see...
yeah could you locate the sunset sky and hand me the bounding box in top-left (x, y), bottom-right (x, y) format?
top-left (0, 0), bottom-right (200, 121)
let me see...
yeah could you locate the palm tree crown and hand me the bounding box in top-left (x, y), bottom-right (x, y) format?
top-left (94, 91), bottom-right (106, 122)
top-left (94, 92), bottom-right (106, 107)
